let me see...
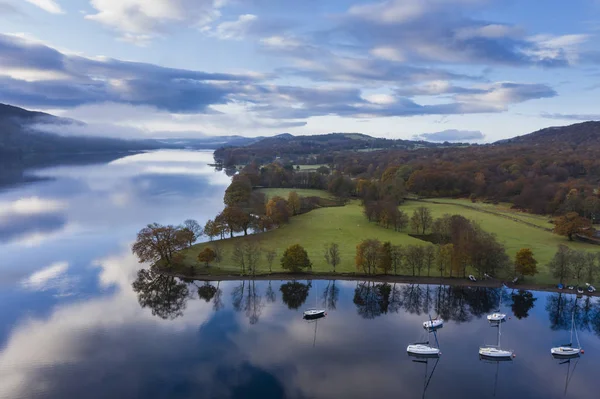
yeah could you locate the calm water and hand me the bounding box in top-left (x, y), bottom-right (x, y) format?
top-left (0, 150), bottom-right (599, 399)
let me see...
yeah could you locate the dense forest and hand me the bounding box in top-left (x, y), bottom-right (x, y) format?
top-left (214, 121), bottom-right (600, 218)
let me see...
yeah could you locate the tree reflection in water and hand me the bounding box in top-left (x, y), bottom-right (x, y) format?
top-left (510, 290), bottom-right (537, 319)
top-left (546, 293), bottom-right (600, 336)
top-left (279, 281), bottom-right (310, 310)
top-left (132, 268), bottom-right (189, 320)
top-left (230, 280), bottom-right (265, 324)
top-left (321, 280), bottom-right (340, 310)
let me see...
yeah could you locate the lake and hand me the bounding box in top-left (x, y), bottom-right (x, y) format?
top-left (0, 150), bottom-right (599, 399)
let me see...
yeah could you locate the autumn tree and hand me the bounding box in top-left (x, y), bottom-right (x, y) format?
top-left (410, 206), bottom-right (433, 234)
top-left (553, 212), bottom-right (592, 241)
top-left (548, 245), bottom-right (572, 285)
top-left (265, 249), bottom-right (277, 272)
top-left (378, 242), bottom-right (393, 274)
top-left (224, 176), bottom-right (252, 207)
top-left (287, 191), bottom-right (301, 216)
top-left (324, 243), bottom-right (341, 272)
top-left (218, 206), bottom-right (252, 237)
top-left (131, 223), bottom-right (189, 267)
top-left (204, 219), bottom-right (219, 241)
top-left (183, 219), bottom-right (203, 244)
top-left (266, 196), bottom-right (290, 225)
top-left (355, 239), bottom-right (382, 275)
top-left (514, 248), bottom-right (538, 278)
top-left (281, 244), bottom-right (312, 272)
top-left (197, 247), bottom-right (217, 267)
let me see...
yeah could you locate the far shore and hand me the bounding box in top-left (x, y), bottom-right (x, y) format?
top-left (159, 268), bottom-right (598, 297)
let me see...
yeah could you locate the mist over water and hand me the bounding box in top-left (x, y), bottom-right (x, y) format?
top-left (0, 150), bottom-right (598, 399)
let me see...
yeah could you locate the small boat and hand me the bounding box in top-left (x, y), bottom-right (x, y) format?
top-left (303, 281), bottom-right (326, 320)
top-left (487, 312), bottom-right (506, 322)
top-left (568, 286), bottom-right (574, 290)
top-left (409, 316), bottom-right (442, 357)
top-left (423, 317), bottom-right (443, 329)
top-left (557, 284), bottom-right (564, 290)
top-left (303, 309), bottom-right (326, 320)
top-left (551, 310), bottom-right (581, 358)
top-left (407, 343), bottom-right (440, 357)
top-left (577, 287), bottom-right (584, 295)
top-left (487, 290), bottom-right (506, 322)
top-left (479, 346), bottom-right (514, 359)
top-left (588, 286), bottom-right (596, 293)
top-left (479, 320), bottom-right (513, 360)
top-left (468, 275), bottom-right (477, 282)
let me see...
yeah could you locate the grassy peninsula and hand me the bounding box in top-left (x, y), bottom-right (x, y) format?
top-left (178, 188), bottom-right (600, 286)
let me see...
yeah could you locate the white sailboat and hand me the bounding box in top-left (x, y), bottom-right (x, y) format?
top-left (486, 289), bottom-right (506, 322)
top-left (479, 320), bottom-right (514, 360)
top-left (303, 281), bottom-right (326, 320)
top-left (409, 316), bottom-right (442, 357)
top-left (551, 310), bottom-right (582, 358)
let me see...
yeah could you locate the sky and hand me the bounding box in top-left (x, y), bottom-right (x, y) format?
top-left (0, 0), bottom-right (599, 142)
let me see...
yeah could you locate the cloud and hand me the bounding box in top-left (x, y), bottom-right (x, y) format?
top-left (212, 14), bottom-right (259, 40)
top-left (21, 261), bottom-right (69, 291)
top-left (540, 112), bottom-right (600, 121)
top-left (24, 0), bottom-right (64, 14)
top-left (0, 33), bottom-right (260, 112)
top-left (86, 0), bottom-right (223, 43)
top-left (414, 129), bottom-right (485, 142)
top-left (263, 0), bottom-right (587, 76)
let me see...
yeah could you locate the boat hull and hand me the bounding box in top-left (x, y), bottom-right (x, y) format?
top-left (423, 320), bottom-right (443, 329)
top-left (479, 347), bottom-right (513, 359)
top-left (550, 347), bottom-right (581, 357)
top-left (487, 313), bottom-right (506, 322)
top-left (407, 344), bottom-right (440, 357)
top-left (303, 309), bottom-right (326, 320)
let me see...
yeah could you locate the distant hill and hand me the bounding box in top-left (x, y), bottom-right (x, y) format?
top-left (497, 121), bottom-right (600, 148)
top-left (0, 103), bottom-right (261, 158)
top-left (213, 132), bottom-right (447, 166)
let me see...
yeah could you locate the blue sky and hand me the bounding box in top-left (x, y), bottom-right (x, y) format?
top-left (0, 0), bottom-right (599, 141)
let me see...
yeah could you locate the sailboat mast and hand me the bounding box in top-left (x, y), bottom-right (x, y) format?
top-left (570, 311), bottom-right (574, 346)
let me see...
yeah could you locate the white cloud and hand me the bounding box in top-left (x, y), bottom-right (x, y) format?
top-left (370, 46), bottom-right (405, 62)
top-left (86, 0), bottom-right (224, 42)
top-left (363, 94), bottom-right (396, 105)
top-left (455, 24), bottom-right (524, 40)
top-left (213, 14), bottom-right (258, 40)
top-left (0, 197), bottom-right (66, 219)
top-left (526, 34), bottom-right (590, 64)
top-left (24, 0), bottom-right (64, 14)
top-left (21, 261), bottom-right (69, 291)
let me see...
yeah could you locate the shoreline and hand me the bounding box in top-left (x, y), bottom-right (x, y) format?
top-left (160, 269), bottom-right (598, 296)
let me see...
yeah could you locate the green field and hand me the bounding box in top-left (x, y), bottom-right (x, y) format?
top-left (256, 188), bottom-right (334, 200)
top-left (182, 190), bottom-right (600, 284)
top-left (422, 198), bottom-right (554, 230)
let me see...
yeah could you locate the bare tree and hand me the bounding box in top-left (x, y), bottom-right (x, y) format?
top-left (244, 239), bottom-right (262, 276)
top-left (232, 241), bottom-right (246, 274)
top-left (324, 243), bottom-right (341, 272)
top-left (265, 249), bottom-right (277, 273)
top-left (410, 206), bottom-right (433, 235)
top-left (424, 245), bottom-right (436, 277)
top-left (391, 245), bottom-right (403, 275)
top-left (212, 241), bottom-right (224, 264)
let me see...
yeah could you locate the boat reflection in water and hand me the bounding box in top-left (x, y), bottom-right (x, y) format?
top-left (409, 353), bottom-right (441, 399)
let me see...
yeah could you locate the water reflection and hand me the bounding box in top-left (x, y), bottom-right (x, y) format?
top-left (132, 268), bottom-right (190, 320)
